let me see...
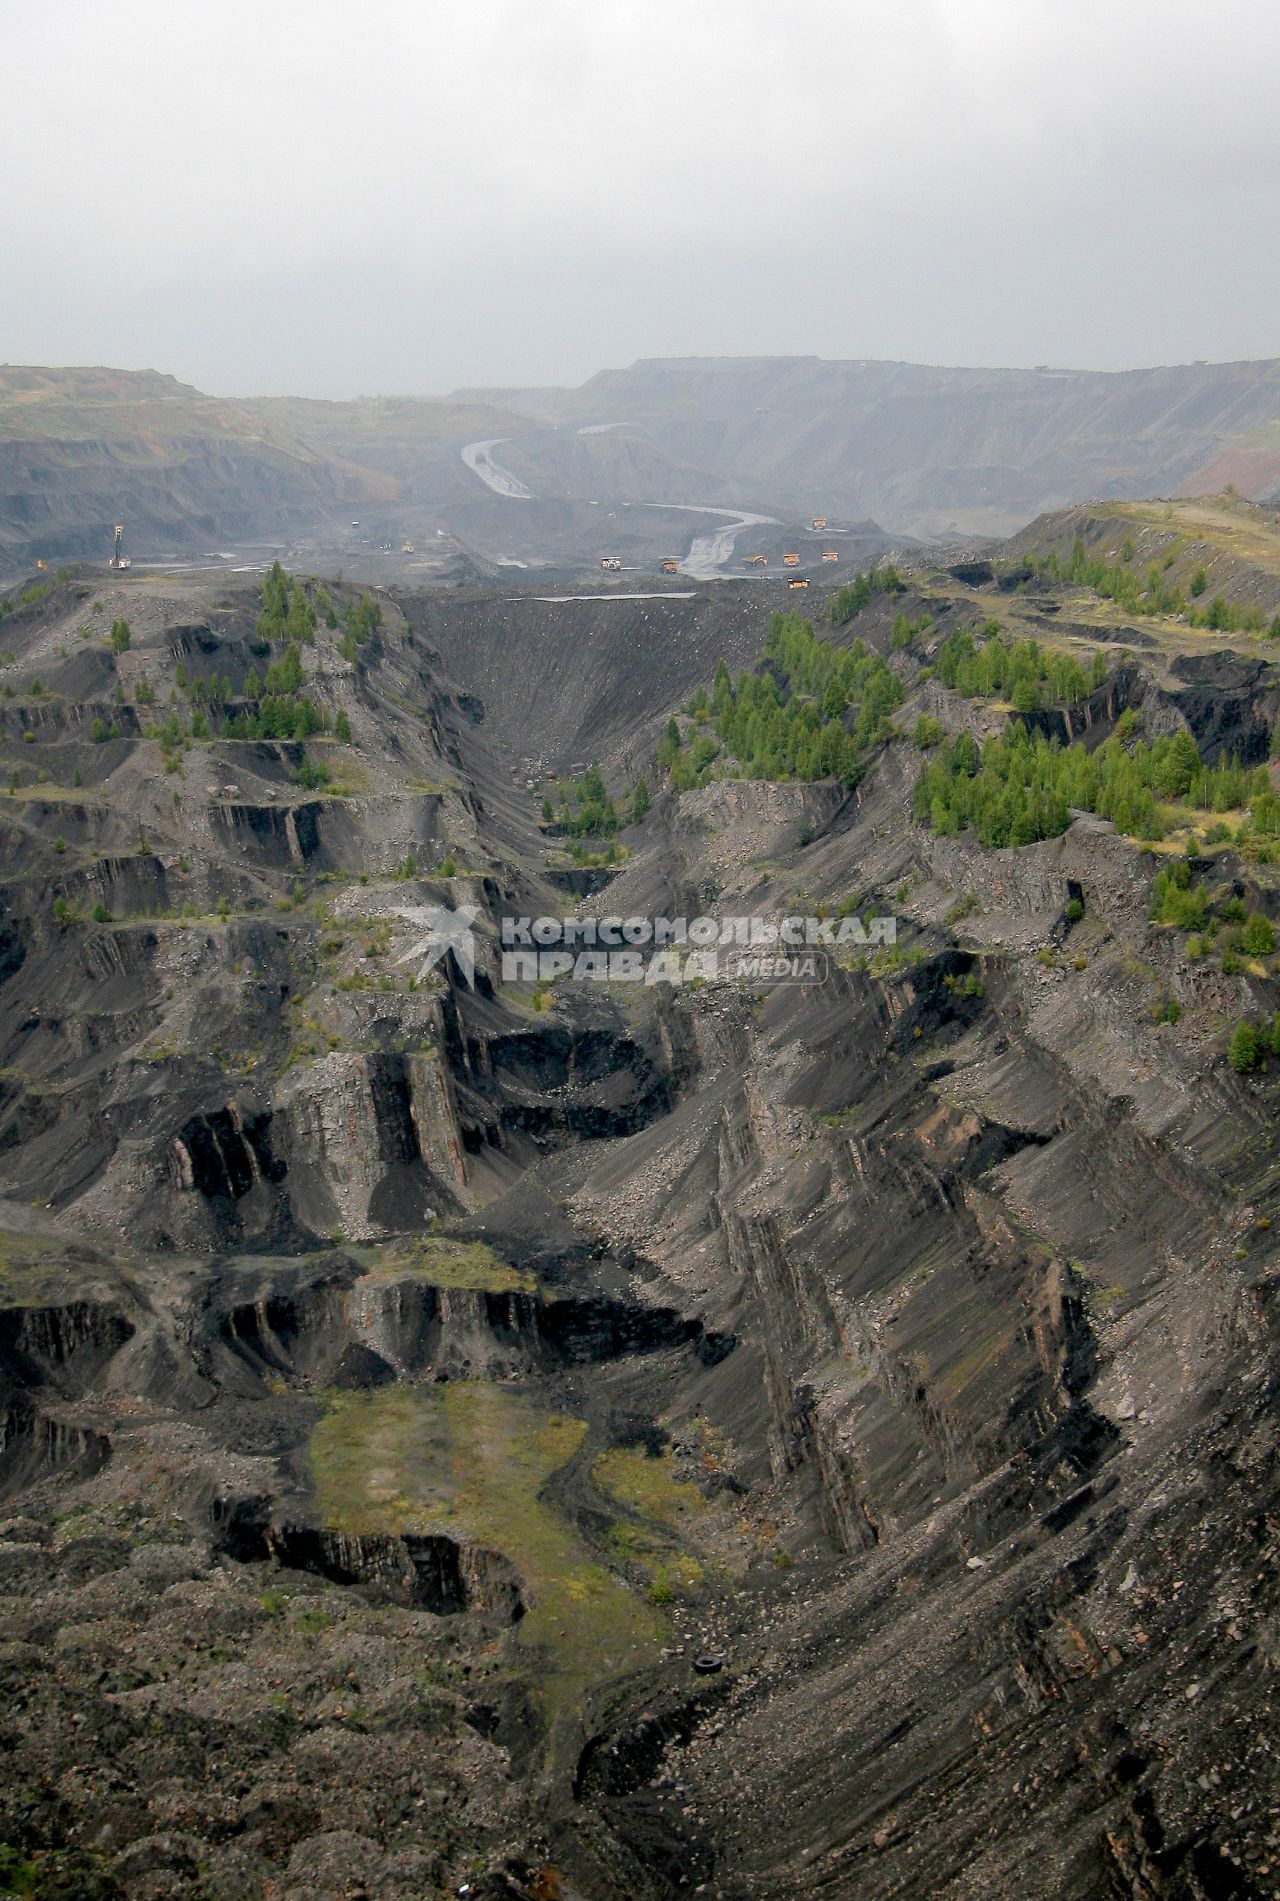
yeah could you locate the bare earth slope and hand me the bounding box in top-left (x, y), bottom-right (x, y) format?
top-left (0, 367), bottom-right (404, 565)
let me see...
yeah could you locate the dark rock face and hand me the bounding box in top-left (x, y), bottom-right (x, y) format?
top-left (270, 1526), bottom-right (527, 1620)
top-left (176, 1106), bottom-right (282, 1202)
top-left (213, 1503), bottom-right (527, 1619)
top-left (0, 1296), bottom-right (134, 1392)
top-left (213, 1262), bottom-right (720, 1389)
top-left (0, 1399), bottom-right (112, 1499)
top-left (1169, 650), bottom-right (1280, 764)
top-left (947, 559), bottom-right (995, 586)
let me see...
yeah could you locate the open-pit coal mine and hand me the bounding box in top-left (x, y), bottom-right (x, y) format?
top-left (2, 543), bottom-right (1280, 1901)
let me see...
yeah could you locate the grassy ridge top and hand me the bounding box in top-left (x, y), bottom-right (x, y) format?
top-left (248, 394), bottom-right (526, 443)
top-left (1006, 493), bottom-right (1280, 627)
top-left (0, 366), bottom-right (526, 454)
top-left (0, 365), bottom-right (200, 403)
top-left (0, 365), bottom-right (311, 451)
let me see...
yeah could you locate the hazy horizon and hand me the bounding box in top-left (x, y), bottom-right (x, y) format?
top-left (10, 345), bottom-right (1280, 409)
top-left (3, 0), bottom-right (1279, 398)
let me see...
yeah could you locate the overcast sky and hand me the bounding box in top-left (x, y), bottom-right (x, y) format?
top-left (2, 0), bottom-right (1278, 396)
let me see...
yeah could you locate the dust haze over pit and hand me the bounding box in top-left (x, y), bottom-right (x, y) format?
top-left (2, 0), bottom-right (1279, 394)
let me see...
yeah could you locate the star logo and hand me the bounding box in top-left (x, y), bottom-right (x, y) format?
top-left (391, 904), bottom-right (479, 987)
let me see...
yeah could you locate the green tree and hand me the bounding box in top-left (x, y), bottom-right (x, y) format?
top-left (657, 715), bottom-right (682, 773)
top-left (264, 643), bottom-right (304, 696)
top-left (1241, 912), bottom-right (1275, 956)
top-left (827, 564), bottom-right (903, 623)
top-left (1229, 1021), bottom-right (1262, 1073)
top-left (110, 617), bottom-right (131, 653)
top-left (345, 593), bottom-right (383, 643)
top-left (286, 584), bottom-right (318, 644)
top-left (256, 560), bottom-right (291, 640)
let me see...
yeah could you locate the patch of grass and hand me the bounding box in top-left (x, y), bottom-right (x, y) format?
top-left (646, 1561), bottom-right (705, 1604)
top-left (0, 1843), bottom-right (43, 1898)
top-left (292, 1607), bottom-right (332, 1635)
top-left (309, 1384), bottom-right (667, 1721)
top-left (593, 1446), bottom-right (717, 1601)
top-left (944, 892), bottom-right (980, 925)
top-left (350, 1234), bottom-right (534, 1293)
top-left (0, 1227), bottom-right (109, 1301)
top-left (4, 782), bottom-right (99, 804)
top-left (593, 1445), bottom-right (709, 1528)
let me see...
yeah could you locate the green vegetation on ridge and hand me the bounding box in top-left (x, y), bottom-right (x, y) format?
top-left (914, 723), bottom-right (1278, 850)
top-left (256, 561), bottom-right (317, 645)
top-left (934, 622), bottom-right (1104, 710)
top-left (1024, 534), bottom-right (1280, 635)
top-left (550, 760), bottom-right (619, 836)
top-left (351, 1233), bottom-right (535, 1292)
top-left (659, 611), bottom-right (902, 790)
top-left (827, 564), bottom-right (904, 622)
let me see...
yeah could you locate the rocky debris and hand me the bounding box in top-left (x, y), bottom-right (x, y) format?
top-left (0, 1502), bottom-right (539, 1900)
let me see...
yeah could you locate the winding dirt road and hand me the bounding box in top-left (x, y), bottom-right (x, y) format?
top-left (460, 438), bottom-right (533, 501)
top-left (642, 503), bottom-right (780, 579)
top-left (460, 436), bottom-right (778, 577)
